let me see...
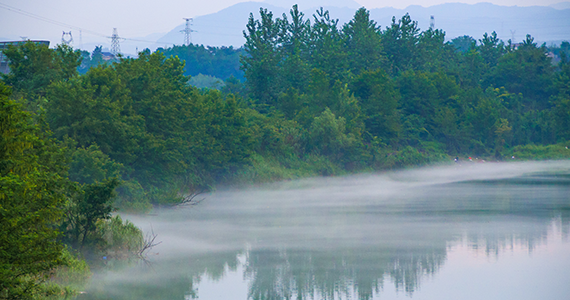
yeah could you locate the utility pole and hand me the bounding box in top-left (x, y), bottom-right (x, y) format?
top-left (181, 18), bottom-right (195, 46)
top-left (111, 28), bottom-right (121, 55)
top-left (430, 15), bottom-right (435, 30)
top-left (62, 31), bottom-right (73, 46)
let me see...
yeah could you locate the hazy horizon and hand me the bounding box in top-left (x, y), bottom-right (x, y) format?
top-left (1, 0), bottom-right (568, 54)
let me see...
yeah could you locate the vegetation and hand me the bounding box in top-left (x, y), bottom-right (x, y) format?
top-left (156, 44), bottom-right (245, 81)
top-left (1, 4), bottom-right (569, 297)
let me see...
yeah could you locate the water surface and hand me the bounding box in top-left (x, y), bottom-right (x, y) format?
top-left (80, 161), bottom-right (570, 300)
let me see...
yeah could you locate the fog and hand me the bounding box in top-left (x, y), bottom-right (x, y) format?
top-left (81, 161), bottom-right (570, 300)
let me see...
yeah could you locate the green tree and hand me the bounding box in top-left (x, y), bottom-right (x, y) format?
top-left (60, 179), bottom-right (120, 250)
top-left (278, 5), bottom-right (311, 92)
top-left (306, 108), bottom-right (361, 164)
top-left (0, 82), bottom-right (69, 298)
top-left (45, 65), bottom-right (143, 169)
top-left (308, 8), bottom-right (349, 83)
top-left (1, 42), bottom-right (81, 99)
top-left (350, 69), bottom-right (400, 142)
top-left (342, 8), bottom-right (384, 74)
top-left (68, 144), bottom-right (124, 185)
top-left (382, 14), bottom-right (421, 75)
top-left (451, 35), bottom-right (476, 53)
top-left (486, 35), bottom-right (555, 110)
top-left (242, 8), bottom-right (282, 106)
top-left (552, 54), bottom-right (570, 141)
top-left (478, 31), bottom-right (507, 68)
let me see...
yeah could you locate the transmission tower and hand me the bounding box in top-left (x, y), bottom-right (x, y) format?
top-left (510, 30), bottom-right (516, 43)
top-left (429, 15), bottom-right (435, 30)
top-left (62, 31), bottom-right (73, 46)
top-left (181, 18), bottom-right (195, 46)
top-left (111, 28), bottom-right (121, 55)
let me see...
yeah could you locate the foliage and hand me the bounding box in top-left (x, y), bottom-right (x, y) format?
top-left (157, 44), bottom-right (245, 81)
top-left (0, 82), bottom-right (69, 299)
top-left (188, 74), bottom-right (224, 89)
top-left (41, 247), bottom-right (91, 298)
top-left (68, 144), bottom-right (123, 185)
top-left (508, 143), bottom-right (570, 160)
top-left (60, 179), bottom-right (120, 250)
top-left (1, 42), bottom-right (81, 100)
top-left (98, 215), bottom-right (144, 258)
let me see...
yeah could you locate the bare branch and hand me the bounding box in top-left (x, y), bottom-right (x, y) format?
top-left (138, 225), bottom-right (162, 258)
top-left (178, 186), bottom-right (207, 206)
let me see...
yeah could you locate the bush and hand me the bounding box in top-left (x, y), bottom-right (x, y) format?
top-left (41, 247), bottom-right (90, 298)
top-left (98, 215), bottom-right (144, 259)
top-left (508, 143), bottom-right (570, 160)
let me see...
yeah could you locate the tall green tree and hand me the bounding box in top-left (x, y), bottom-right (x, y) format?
top-left (342, 8), bottom-right (384, 74)
top-left (308, 8), bottom-right (348, 82)
top-left (382, 14), bottom-right (421, 75)
top-left (242, 8), bottom-right (282, 107)
top-left (0, 82), bottom-right (69, 298)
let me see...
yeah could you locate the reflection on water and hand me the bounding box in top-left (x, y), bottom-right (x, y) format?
top-left (79, 161), bottom-right (570, 300)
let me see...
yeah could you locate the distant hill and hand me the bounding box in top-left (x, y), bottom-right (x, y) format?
top-left (550, 2), bottom-right (570, 9)
top-left (156, 2), bottom-right (570, 47)
top-left (264, 0), bottom-right (361, 9)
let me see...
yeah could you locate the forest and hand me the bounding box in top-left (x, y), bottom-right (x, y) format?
top-left (1, 5), bottom-right (570, 298)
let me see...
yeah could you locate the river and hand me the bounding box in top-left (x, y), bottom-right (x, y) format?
top-left (78, 161), bottom-right (570, 300)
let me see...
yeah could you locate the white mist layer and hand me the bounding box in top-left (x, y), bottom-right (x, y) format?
top-left (124, 160), bottom-right (570, 255)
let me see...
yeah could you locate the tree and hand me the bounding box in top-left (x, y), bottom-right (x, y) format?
top-left (451, 35), bottom-right (476, 53)
top-left (485, 34), bottom-right (555, 110)
top-left (68, 144), bottom-right (124, 185)
top-left (306, 108), bottom-right (361, 164)
top-left (478, 31), bottom-right (507, 68)
top-left (60, 179), bottom-right (120, 250)
top-left (308, 8), bottom-right (349, 83)
top-left (0, 81), bottom-right (69, 298)
top-left (382, 14), bottom-right (421, 75)
top-left (157, 44), bottom-right (245, 81)
top-left (350, 69), bottom-right (400, 142)
top-left (552, 53), bottom-right (570, 141)
top-left (242, 8), bottom-right (282, 106)
top-left (342, 8), bottom-right (384, 74)
top-left (1, 42), bottom-right (81, 99)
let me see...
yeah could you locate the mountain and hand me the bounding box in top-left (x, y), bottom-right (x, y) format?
top-left (156, 2), bottom-right (570, 47)
top-left (264, 0), bottom-right (361, 9)
top-left (550, 2), bottom-right (570, 9)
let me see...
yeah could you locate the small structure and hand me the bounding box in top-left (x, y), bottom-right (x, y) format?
top-left (100, 51), bottom-right (116, 61)
top-left (0, 40), bottom-right (50, 74)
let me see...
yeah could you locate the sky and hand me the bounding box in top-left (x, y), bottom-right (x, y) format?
top-left (0, 0), bottom-right (565, 52)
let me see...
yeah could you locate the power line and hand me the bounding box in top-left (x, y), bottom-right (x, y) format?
top-left (0, 1), bottom-right (180, 45)
top-left (0, 2), bottom-right (107, 38)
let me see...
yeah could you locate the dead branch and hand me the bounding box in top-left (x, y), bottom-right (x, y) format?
top-left (178, 186), bottom-right (207, 206)
top-left (138, 226), bottom-right (162, 258)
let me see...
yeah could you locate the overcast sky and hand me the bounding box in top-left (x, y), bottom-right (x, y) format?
top-left (0, 0), bottom-right (565, 51)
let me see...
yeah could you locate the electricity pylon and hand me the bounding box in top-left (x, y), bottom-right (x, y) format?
top-left (111, 28), bottom-right (121, 55)
top-left (181, 18), bottom-right (195, 46)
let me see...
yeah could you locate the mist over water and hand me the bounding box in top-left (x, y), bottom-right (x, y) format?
top-left (80, 161), bottom-right (570, 300)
